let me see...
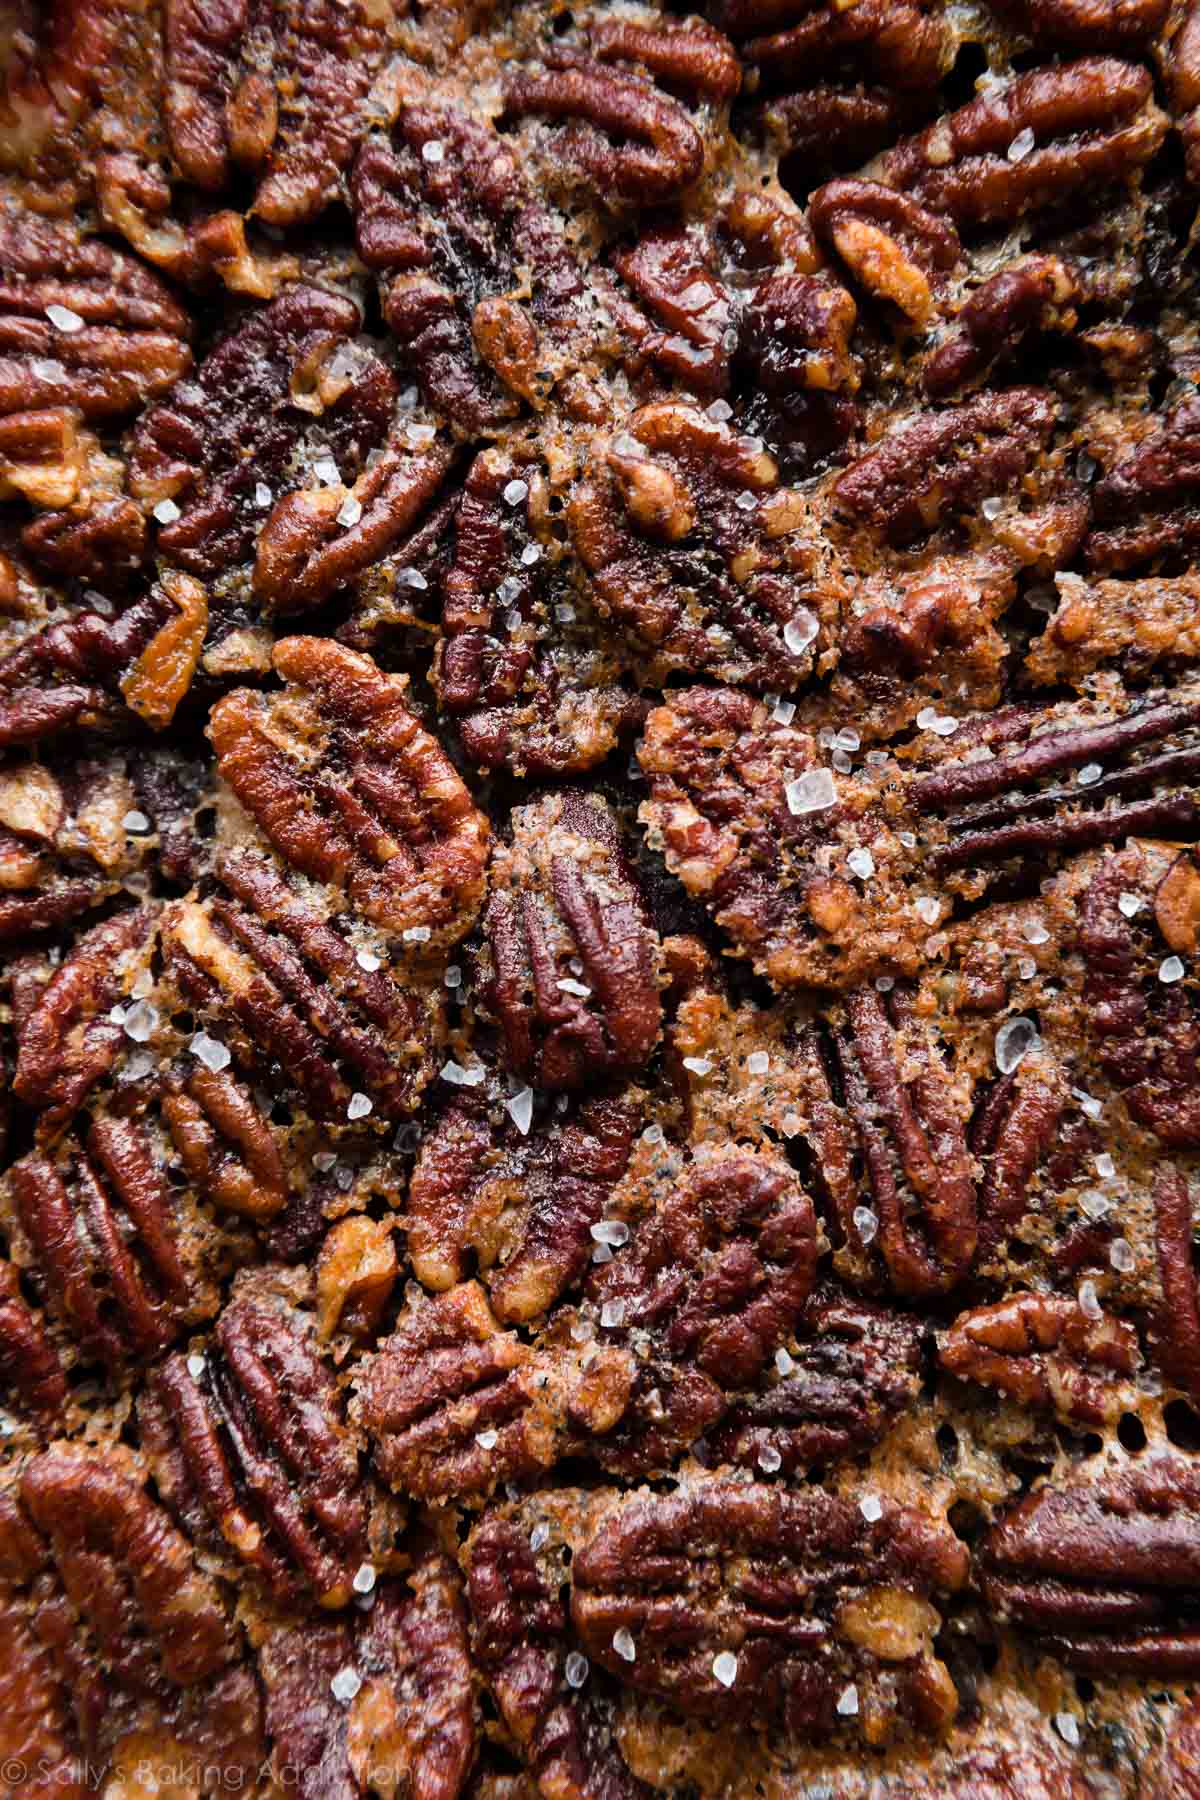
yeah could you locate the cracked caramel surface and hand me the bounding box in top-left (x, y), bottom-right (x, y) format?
top-left (1, 0), bottom-right (1200, 1794)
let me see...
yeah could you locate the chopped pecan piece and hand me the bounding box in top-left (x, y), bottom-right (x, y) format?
top-left (260, 1554), bottom-right (477, 1800)
top-left (573, 1482), bottom-right (967, 1735)
top-left (606, 224), bottom-right (735, 397)
top-left (0, 209), bottom-right (191, 422)
top-left (571, 403), bottom-right (822, 689)
top-left (1086, 397), bottom-right (1200, 573)
top-left (881, 59), bottom-right (1167, 229)
top-left (810, 179), bottom-right (960, 327)
top-left (162, 851), bottom-right (439, 1122)
top-left (982, 1458), bottom-right (1200, 1674)
top-left (166, 0), bottom-right (385, 222)
top-left (467, 1513), bottom-right (651, 1800)
top-left (500, 52), bottom-right (704, 205)
top-left (482, 792), bottom-right (661, 1090)
top-left (409, 1086), bottom-right (640, 1321)
top-left (130, 284), bottom-right (396, 581)
top-left (0, 756), bottom-right (136, 944)
top-left (586, 1149), bottom-right (818, 1472)
top-left (19, 1449), bottom-right (235, 1691)
top-left (211, 637), bottom-right (489, 946)
top-left (315, 1216), bottom-right (397, 1342)
top-left (140, 1286), bottom-right (366, 1606)
top-left (354, 108), bottom-right (582, 430)
top-left (795, 989), bottom-right (976, 1297)
top-left (0, 1260), bottom-right (65, 1425)
top-left (711, 1288), bottom-right (924, 1473)
top-left (1025, 571), bottom-right (1200, 687)
top-left (940, 1294), bottom-right (1140, 1423)
top-left (1168, 0), bottom-right (1200, 183)
top-left (434, 449), bottom-right (636, 776)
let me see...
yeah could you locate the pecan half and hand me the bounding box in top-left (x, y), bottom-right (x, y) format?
top-left (795, 989), bottom-right (977, 1297)
top-left (211, 638), bottom-right (489, 946)
top-left (586, 1149), bottom-right (818, 1472)
top-left (130, 284), bottom-right (395, 581)
top-left (982, 1459), bottom-right (1200, 1674)
top-left (940, 1294), bottom-right (1140, 1423)
top-left (162, 851), bottom-right (439, 1122)
top-left (1153, 1166), bottom-right (1200, 1403)
top-left (0, 756), bottom-right (136, 945)
top-left (1168, 1), bottom-right (1200, 183)
top-left (0, 1260), bottom-right (65, 1425)
top-left (260, 1554), bottom-right (477, 1800)
top-left (810, 179), bottom-right (960, 328)
top-left (0, 209), bottom-right (191, 422)
top-left (570, 403), bottom-right (821, 689)
top-left (434, 449), bottom-right (636, 776)
top-left (408, 1087), bottom-right (640, 1322)
top-left (140, 1286), bottom-right (366, 1606)
top-left (711, 1288), bottom-right (924, 1473)
top-left (19, 1449), bottom-right (234, 1692)
top-left (710, 0), bottom-right (948, 95)
top-left (923, 257), bottom-right (1079, 398)
top-left (500, 53), bottom-right (704, 205)
top-left (970, 1051), bottom-right (1071, 1259)
top-left (482, 791), bottom-right (661, 1090)
top-left (1086, 397), bottom-right (1200, 573)
top-left (573, 1483), bottom-right (967, 1735)
top-left (995, 0), bottom-right (1169, 49)
top-left (166, 0), bottom-right (385, 223)
top-left (161, 1065), bottom-right (290, 1221)
top-left (606, 224), bottom-right (735, 398)
top-left (881, 59), bottom-right (1166, 229)
top-left (592, 16), bottom-right (741, 102)
top-left (354, 108), bottom-right (582, 430)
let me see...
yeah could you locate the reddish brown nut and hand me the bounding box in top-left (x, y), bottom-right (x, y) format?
top-left (797, 989), bottom-right (977, 1298)
top-left (1168, 1), bottom-right (1200, 183)
top-left (0, 1591), bottom-right (87, 1800)
top-left (1078, 843), bottom-right (1200, 1144)
top-left (315, 1216), bottom-right (397, 1342)
top-left (260, 1554), bottom-right (477, 1800)
top-left (21, 491), bottom-right (147, 588)
top-left (939, 1293), bottom-right (1141, 1423)
top-left (0, 209), bottom-right (191, 422)
top-left (20, 1448), bottom-right (235, 1692)
top-left (711, 1288), bottom-right (922, 1473)
top-left (130, 284), bottom-right (396, 581)
top-left (710, 0), bottom-right (948, 94)
top-left (608, 226), bottom-right (735, 397)
top-left (834, 388), bottom-right (1059, 546)
top-left (353, 107), bottom-right (583, 429)
top-left (1153, 1166), bottom-right (1200, 1403)
top-left (482, 792), bottom-right (660, 1091)
top-left (500, 53), bottom-right (704, 205)
top-left (466, 1514), bottom-right (652, 1800)
top-left (140, 1287), bottom-right (367, 1607)
top-left (592, 16), bottom-right (741, 101)
top-left (994, 0), bottom-right (1169, 49)
top-left (765, 86), bottom-right (923, 177)
top-left (588, 1151), bottom-right (817, 1472)
top-left (0, 1260), bottom-right (65, 1425)
top-left (923, 257), bottom-right (1079, 397)
top-left (970, 1052), bottom-right (1071, 1259)
top-left (162, 851), bottom-right (439, 1122)
top-left (982, 1458), bottom-right (1200, 1674)
top-left (160, 1066), bottom-right (290, 1221)
top-left (409, 1087), bottom-right (640, 1321)
top-left (810, 179), bottom-right (960, 327)
top-left (570, 403), bottom-right (820, 689)
top-left (211, 637), bottom-right (489, 946)
top-left (353, 1283), bottom-right (565, 1500)
top-left (0, 757), bottom-right (137, 946)
top-left (13, 905), bottom-right (155, 1121)
top-left (573, 1483), bottom-right (967, 1735)
top-left (1085, 397), bottom-right (1200, 573)
top-left (880, 59), bottom-right (1166, 229)
top-left (166, 0), bottom-right (385, 222)
top-left (740, 271), bottom-right (859, 397)
top-left (434, 449), bottom-right (637, 776)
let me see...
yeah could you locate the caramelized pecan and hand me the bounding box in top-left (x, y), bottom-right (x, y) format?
top-left (0, 209), bottom-right (191, 422)
top-left (0, 1260), bottom-right (65, 1425)
top-left (482, 791), bottom-right (661, 1090)
top-left (607, 225), bottom-right (735, 397)
top-left (20, 1449), bottom-right (234, 1691)
top-left (434, 449), bottom-right (636, 776)
top-left (211, 638), bottom-right (488, 946)
top-left (711, 1289), bottom-right (923, 1473)
top-left (354, 108), bottom-right (582, 430)
top-left (996, 0), bottom-right (1169, 48)
top-left (796, 989), bottom-right (976, 1297)
top-left (0, 756), bottom-right (135, 945)
top-left (970, 1051), bottom-right (1071, 1259)
top-left (160, 1065), bottom-right (290, 1221)
top-left (881, 59), bottom-right (1166, 229)
top-left (810, 179), bottom-right (960, 328)
top-left (940, 1294), bottom-right (1140, 1423)
top-left (1168, 1), bottom-right (1200, 183)
top-left (592, 16), bottom-right (740, 102)
top-left (130, 284), bottom-right (395, 580)
top-left (586, 1149), bottom-right (818, 1473)
top-left (409, 1087), bottom-right (640, 1321)
top-left (166, 0), bottom-right (385, 222)
top-left (834, 389), bottom-right (1060, 546)
top-left (573, 1483), bottom-right (967, 1735)
top-left (1025, 571), bottom-right (1200, 688)
top-left (260, 1555), bottom-right (477, 1800)
top-left (162, 851), bottom-right (439, 1122)
top-left (1153, 1166), bottom-right (1200, 1402)
top-left (140, 1285), bottom-right (366, 1606)
top-left (710, 0), bottom-right (947, 94)
top-left (1086, 397), bottom-right (1200, 573)
top-left (982, 1459), bottom-right (1200, 1674)
top-left (570, 403), bottom-right (820, 689)
top-left (500, 53), bottom-right (704, 205)
top-left (766, 85), bottom-right (922, 178)
top-left (923, 257), bottom-right (1079, 397)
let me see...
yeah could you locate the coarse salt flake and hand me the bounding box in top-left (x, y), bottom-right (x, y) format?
top-left (786, 769), bottom-right (837, 816)
top-left (338, 494), bottom-right (363, 528)
top-left (505, 1087), bottom-right (534, 1135)
top-left (190, 1032), bottom-right (231, 1072)
top-left (712, 1652), bottom-right (739, 1688)
top-left (503, 479), bottom-right (528, 507)
top-left (331, 1668), bottom-right (362, 1703)
top-left (860, 1494), bottom-right (883, 1523)
top-left (783, 609), bottom-right (818, 656)
top-left (46, 303), bottom-right (84, 332)
top-left (836, 1684), bottom-right (859, 1717)
top-left (123, 810), bottom-right (150, 833)
top-left (347, 1092), bottom-right (373, 1121)
top-left (356, 949), bottom-right (382, 972)
top-left (847, 848), bottom-right (875, 880)
top-left (747, 1051), bottom-right (770, 1075)
top-left (995, 1015), bottom-right (1040, 1074)
top-left (153, 499), bottom-right (181, 524)
top-left (613, 1628), bottom-right (636, 1663)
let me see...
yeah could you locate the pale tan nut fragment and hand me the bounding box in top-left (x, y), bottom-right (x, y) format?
top-left (809, 179), bottom-right (960, 328)
top-left (120, 570), bottom-right (208, 730)
top-left (316, 1216), bottom-right (398, 1342)
top-left (209, 637), bottom-right (489, 947)
top-left (1026, 572), bottom-right (1200, 687)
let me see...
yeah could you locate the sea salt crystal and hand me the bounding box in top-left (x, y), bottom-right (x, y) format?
top-left (591, 1220), bottom-right (630, 1247)
top-left (914, 896), bottom-right (940, 925)
top-left (422, 139), bottom-right (445, 163)
top-left (980, 496), bottom-right (1003, 521)
top-left (442, 1060), bottom-right (485, 1087)
top-left (190, 1032), bottom-right (231, 1072)
top-left (712, 1652), bottom-right (739, 1688)
top-left (503, 479), bottom-right (529, 507)
top-left (786, 769), bottom-right (837, 816)
top-left (832, 749), bottom-right (852, 772)
top-left (847, 848), bottom-right (875, 880)
top-left (445, 965), bottom-right (462, 988)
top-left (643, 1123), bottom-right (664, 1144)
top-left (565, 1653), bottom-right (589, 1688)
top-left (1079, 1280), bottom-right (1101, 1320)
top-left (46, 303), bottom-right (84, 332)
top-left (775, 1347), bottom-right (795, 1375)
top-left (1117, 891), bottom-right (1142, 918)
top-left (747, 1051), bottom-right (770, 1075)
top-left (337, 494), bottom-right (363, 528)
top-left (1074, 1087), bottom-right (1104, 1119)
top-left (836, 1685), bottom-right (859, 1717)
top-left (929, 715), bottom-right (959, 737)
top-left (505, 1087), bottom-right (534, 1135)
top-left (1023, 920), bottom-right (1049, 945)
top-left (834, 728), bottom-right (861, 752)
top-left (153, 499), bottom-right (181, 524)
top-left (682, 1056), bottom-right (713, 1076)
top-left (875, 974), bottom-right (895, 992)
top-left (1095, 1153), bottom-right (1115, 1178)
top-left (707, 398), bottom-right (733, 422)
top-left (331, 1668), bottom-right (362, 1703)
top-left (530, 1523), bottom-right (550, 1552)
top-left (853, 1205), bottom-right (878, 1245)
top-left (1110, 1239), bottom-right (1135, 1273)
top-left (123, 1000), bottom-right (158, 1043)
top-left (1007, 125), bottom-right (1036, 162)
top-left (601, 1300), bottom-right (626, 1329)
top-left (187, 1355), bottom-right (206, 1379)
top-left (357, 949), bottom-right (381, 972)
top-left (396, 566), bottom-right (428, 589)
top-left (995, 1016), bottom-right (1039, 1074)
top-left (1160, 955), bottom-right (1185, 983)
top-left (899, 831), bottom-right (917, 848)
top-left (1080, 1190), bottom-right (1112, 1220)
top-left (1055, 1712), bottom-right (1081, 1747)
top-left (476, 1429), bottom-right (498, 1450)
top-left (860, 1494), bottom-right (883, 1523)
top-left (347, 1092), bottom-right (373, 1121)
top-left (313, 457), bottom-right (341, 486)
top-left (313, 1151), bottom-right (338, 1172)
top-left (613, 1629), bottom-right (636, 1663)
top-left (558, 977), bottom-right (592, 997)
top-left (773, 699), bottom-right (796, 724)
top-left (757, 1445), bottom-right (782, 1473)
top-left (123, 810), bottom-right (150, 833)
top-left (254, 482), bottom-right (273, 508)
top-left (353, 1564), bottom-right (377, 1595)
top-left (1077, 762), bottom-right (1103, 787)
top-left (784, 609), bottom-right (818, 655)
top-left (403, 925), bottom-right (432, 943)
